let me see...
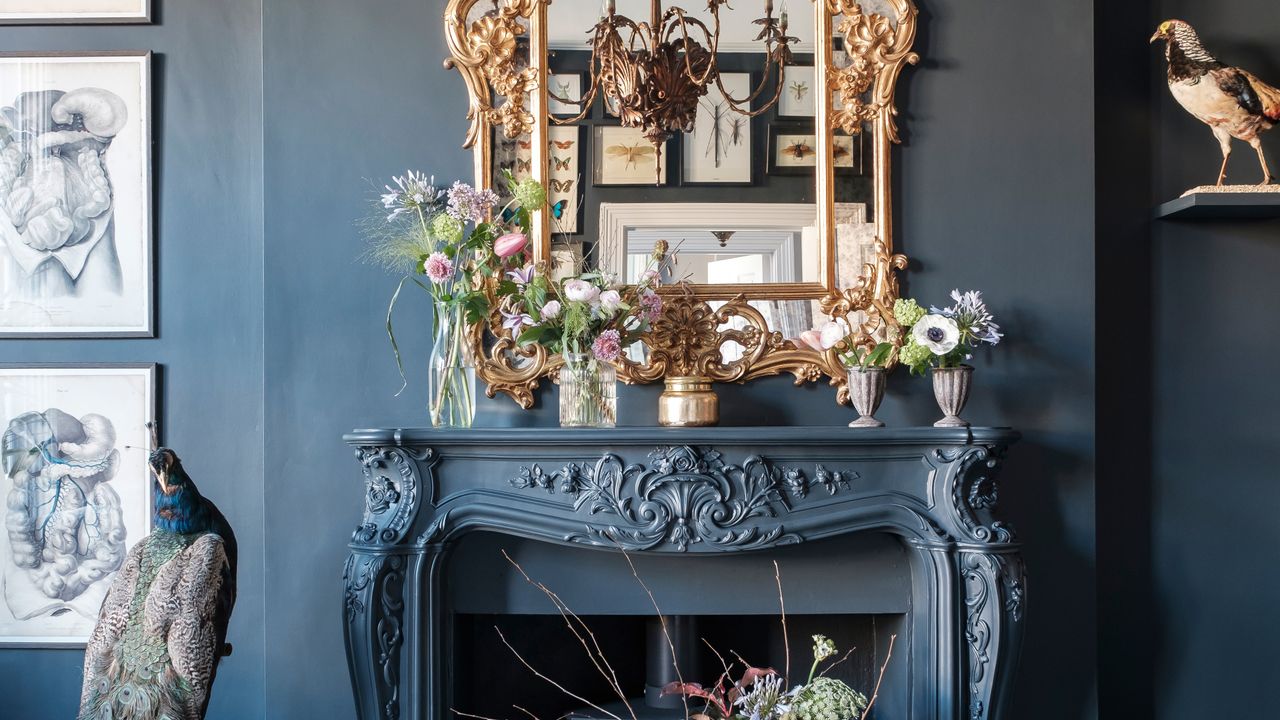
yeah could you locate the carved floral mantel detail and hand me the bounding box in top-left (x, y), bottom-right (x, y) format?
top-left (509, 446), bottom-right (857, 551)
top-left (343, 428), bottom-right (1024, 720)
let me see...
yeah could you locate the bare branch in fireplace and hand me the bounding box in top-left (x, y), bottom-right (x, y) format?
top-left (500, 550), bottom-right (638, 720)
top-left (773, 560), bottom-right (791, 686)
top-left (494, 626), bottom-right (627, 720)
top-left (618, 548), bottom-right (691, 720)
top-left (859, 634), bottom-right (897, 720)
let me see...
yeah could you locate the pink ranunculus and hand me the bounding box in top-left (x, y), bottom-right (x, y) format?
top-left (592, 329), bottom-right (622, 362)
top-left (494, 232), bottom-right (529, 258)
top-left (423, 252), bottom-right (454, 284)
top-left (796, 329), bottom-right (824, 352)
top-left (540, 299), bottom-right (562, 320)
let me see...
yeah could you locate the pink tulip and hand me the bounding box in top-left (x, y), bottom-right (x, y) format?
top-left (796, 330), bottom-right (824, 352)
top-left (494, 232), bottom-right (529, 258)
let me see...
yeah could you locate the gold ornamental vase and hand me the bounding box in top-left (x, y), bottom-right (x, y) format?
top-left (658, 376), bottom-right (719, 427)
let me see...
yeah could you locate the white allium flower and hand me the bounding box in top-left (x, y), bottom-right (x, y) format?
top-left (911, 314), bottom-right (960, 354)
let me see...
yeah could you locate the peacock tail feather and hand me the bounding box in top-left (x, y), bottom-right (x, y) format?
top-left (79, 531), bottom-right (203, 720)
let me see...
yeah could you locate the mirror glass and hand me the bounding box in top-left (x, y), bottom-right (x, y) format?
top-left (519, 0), bottom-right (876, 297)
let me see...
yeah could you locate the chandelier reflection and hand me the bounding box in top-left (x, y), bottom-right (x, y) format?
top-left (556, 0), bottom-right (798, 178)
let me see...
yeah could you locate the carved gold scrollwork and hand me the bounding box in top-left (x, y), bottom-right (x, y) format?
top-left (445, 0), bottom-right (919, 410)
top-left (444, 0), bottom-right (542, 148)
top-left (826, 0), bottom-right (919, 139)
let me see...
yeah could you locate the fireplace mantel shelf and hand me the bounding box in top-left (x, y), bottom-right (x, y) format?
top-left (342, 426), bottom-right (1024, 720)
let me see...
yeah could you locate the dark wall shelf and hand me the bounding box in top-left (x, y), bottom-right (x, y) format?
top-left (1155, 191), bottom-right (1280, 220)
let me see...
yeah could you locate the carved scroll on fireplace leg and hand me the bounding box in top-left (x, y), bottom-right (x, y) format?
top-left (957, 547), bottom-right (1025, 720)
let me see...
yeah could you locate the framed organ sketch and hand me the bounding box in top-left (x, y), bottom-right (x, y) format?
top-left (0, 51), bottom-right (153, 338)
top-left (0, 0), bottom-right (151, 24)
top-left (0, 363), bottom-right (156, 646)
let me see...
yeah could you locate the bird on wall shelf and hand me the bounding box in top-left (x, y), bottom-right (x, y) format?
top-left (1151, 19), bottom-right (1280, 187)
top-left (78, 425), bottom-right (237, 720)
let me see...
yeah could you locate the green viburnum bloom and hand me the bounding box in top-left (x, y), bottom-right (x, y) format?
top-left (514, 178), bottom-right (547, 210)
top-left (787, 677), bottom-right (868, 720)
top-left (898, 338), bottom-right (933, 369)
top-left (430, 213), bottom-right (465, 242)
top-left (893, 298), bottom-right (926, 328)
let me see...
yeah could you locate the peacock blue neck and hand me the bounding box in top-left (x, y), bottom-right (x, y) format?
top-left (153, 471), bottom-right (210, 535)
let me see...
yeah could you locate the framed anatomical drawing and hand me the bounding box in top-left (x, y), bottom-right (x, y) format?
top-left (0, 363), bottom-right (156, 646)
top-left (0, 52), bottom-right (153, 337)
top-left (0, 0), bottom-right (150, 24)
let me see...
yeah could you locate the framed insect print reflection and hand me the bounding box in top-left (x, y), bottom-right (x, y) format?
top-left (547, 72), bottom-right (584, 118)
top-left (681, 72), bottom-right (752, 185)
top-left (547, 125), bottom-right (584, 234)
top-left (768, 124), bottom-right (817, 175)
top-left (593, 126), bottom-right (668, 186)
top-left (777, 64), bottom-right (816, 118)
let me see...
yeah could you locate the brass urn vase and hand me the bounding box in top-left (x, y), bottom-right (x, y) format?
top-left (658, 376), bottom-right (718, 427)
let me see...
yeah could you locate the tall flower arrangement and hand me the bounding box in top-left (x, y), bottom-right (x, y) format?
top-left (361, 170), bottom-right (545, 426)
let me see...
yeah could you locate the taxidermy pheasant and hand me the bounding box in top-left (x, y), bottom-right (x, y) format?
top-left (1151, 19), bottom-right (1280, 185)
top-left (78, 428), bottom-right (237, 720)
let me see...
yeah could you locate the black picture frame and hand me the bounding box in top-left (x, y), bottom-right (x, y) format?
top-left (592, 126), bottom-right (674, 187)
top-left (767, 123), bottom-right (819, 176)
top-left (546, 71), bottom-right (589, 119)
top-left (679, 71), bottom-right (757, 187)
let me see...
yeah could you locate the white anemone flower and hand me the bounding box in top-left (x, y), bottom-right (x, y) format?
top-left (912, 314), bottom-right (961, 354)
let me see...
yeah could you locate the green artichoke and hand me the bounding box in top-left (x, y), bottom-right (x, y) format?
top-left (786, 677), bottom-right (868, 720)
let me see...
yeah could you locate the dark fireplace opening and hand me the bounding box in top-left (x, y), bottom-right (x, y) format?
top-left (450, 612), bottom-right (906, 720)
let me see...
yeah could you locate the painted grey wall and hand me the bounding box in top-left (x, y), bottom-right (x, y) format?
top-left (264, 0), bottom-right (1097, 719)
top-left (0, 2), bottom-right (266, 719)
top-left (1149, 1), bottom-right (1280, 716)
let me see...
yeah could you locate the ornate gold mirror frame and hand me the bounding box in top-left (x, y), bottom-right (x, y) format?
top-left (444, 0), bottom-right (918, 409)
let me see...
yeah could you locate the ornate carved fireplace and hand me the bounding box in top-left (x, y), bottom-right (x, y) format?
top-left (342, 427), bottom-right (1024, 720)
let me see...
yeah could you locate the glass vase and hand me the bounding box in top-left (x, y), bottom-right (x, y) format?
top-left (559, 352), bottom-right (617, 428)
top-left (428, 301), bottom-right (476, 428)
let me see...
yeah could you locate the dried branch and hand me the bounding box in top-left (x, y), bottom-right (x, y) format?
top-left (502, 550), bottom-right (638, 720)
top-left (817, 648), bottom-right (856, 678)
top-left (453, 709), bottom-right (513, 720)
top-left (619, 548), bottom-right (691, 720)
top-left (495, 626), bottom-right (625, 720)
top-left (773, 560), bottom-right (790, 686)
top-left (513, 705), bottom-right (540, 720)
top-left (858, 634), bottom-right (897, 720)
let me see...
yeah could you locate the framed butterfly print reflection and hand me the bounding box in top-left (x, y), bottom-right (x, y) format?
top-left (547, 124), bottom-right (584, 234)
top-left (593, 126), bottom-right (668, 187)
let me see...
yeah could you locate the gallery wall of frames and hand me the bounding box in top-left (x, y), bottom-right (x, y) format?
top-left (0, 2), bottom-right (266, 718)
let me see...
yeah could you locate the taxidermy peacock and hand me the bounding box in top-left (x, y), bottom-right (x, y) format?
top-left (78, 426), bottom-right (237, 720)
top-left (1151, 19), bottom-right (1280, 185)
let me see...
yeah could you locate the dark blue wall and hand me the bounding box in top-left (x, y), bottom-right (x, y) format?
top-left (263, 0), bottom-right (1097, 719)
top-left (4, 0), bottom-right (1104, 717)
top-left (1149, 1), bottom-right (1280, 716)
top-left (0, 2), bottom-right (266, 719)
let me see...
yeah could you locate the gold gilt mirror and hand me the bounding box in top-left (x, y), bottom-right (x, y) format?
top-left (444, 0), bottom-right (918, 409)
